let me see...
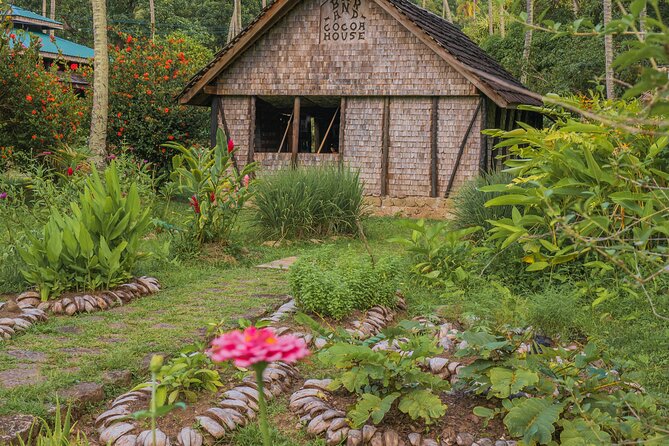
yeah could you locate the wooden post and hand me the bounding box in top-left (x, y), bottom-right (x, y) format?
top-left (338, 97), bottom-right (347, 167)
top-left (479, 97), bottom-right (488, 173)
top-left (381, 97), bottom-right (390, 196)
top-left (210, 97), bottom-right (220, 148)
top-left (430, 97), bottom-right (439, 198)
top-left (445, 98), bottom-right (483, 197)
top-left (291, 96), bottom-right (301, 167)
top-left (248, 96), bottom-right (256, 166)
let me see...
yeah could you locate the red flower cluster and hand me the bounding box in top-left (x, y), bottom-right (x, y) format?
top-left (189, 195), bottom-right (201, 214)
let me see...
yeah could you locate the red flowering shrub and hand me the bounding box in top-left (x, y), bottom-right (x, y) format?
top-left (0, 31), bottom-right (90, 169)
top-left (108, 31), bottom-right (212, 169)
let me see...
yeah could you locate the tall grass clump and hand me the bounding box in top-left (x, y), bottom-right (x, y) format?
top-left (253, 166), bottom-right (366, 239)
top-left (450, 170), bottom-right (514, 231)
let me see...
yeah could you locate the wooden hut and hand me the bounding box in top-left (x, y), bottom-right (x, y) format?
top-left (178, 0), bottom-right (541, 208)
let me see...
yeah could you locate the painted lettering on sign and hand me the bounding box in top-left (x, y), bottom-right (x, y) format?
top-left (320, 0), bottom-right (368, 43)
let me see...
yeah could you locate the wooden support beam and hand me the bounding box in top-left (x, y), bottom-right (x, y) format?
top-left (381, 97), bottom-right (390, 196)
top-left (445, 98), bottom-right (483, 197)
top-left (210, 97), bottom-right (220, 148)
top-left (248, 96), bottom-right (256, 167)
top-left (430, 97), bottom-right (439, 198)
top-left (339, 97), bottom-right (346, 167)
top-left (291, 96), bottom-right (301, 167)
top-left (317, 107), bottom-right (339, 154)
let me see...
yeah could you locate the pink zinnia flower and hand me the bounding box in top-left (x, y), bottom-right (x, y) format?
top-left (209, 327), bottom-right (309, 368)
top-left (0, 192), bottom-right (7, 200)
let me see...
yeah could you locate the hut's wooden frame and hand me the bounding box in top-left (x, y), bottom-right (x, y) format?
top-left (179, 0), bottom-right (542, 198)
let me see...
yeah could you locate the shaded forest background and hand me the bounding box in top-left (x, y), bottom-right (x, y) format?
top-left (11, 0), bottom-right (667, 97)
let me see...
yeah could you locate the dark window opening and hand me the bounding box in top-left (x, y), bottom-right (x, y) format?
top-left (254, 96), bottom-right (340, 154)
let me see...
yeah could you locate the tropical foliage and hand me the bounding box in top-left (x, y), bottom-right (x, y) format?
top-left (19, 162), bottom-right (151, 299)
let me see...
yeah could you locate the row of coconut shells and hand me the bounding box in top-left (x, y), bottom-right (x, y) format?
top-left (15, 277), bottom-right (161, 315)
top-left (0, 306), bottom-right (47, 341)
top-left (96, 361), bottom-right (301, 446)
top-left (95, 296), bottom-right (404, 446)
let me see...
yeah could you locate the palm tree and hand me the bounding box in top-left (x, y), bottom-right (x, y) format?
top-left (603, 0), bottom-right (614, 99)
top-left (499, 0), bottom-right (505, 37)
top-left (227, 0), bottom-right (242, 43)
top-left (149, 0), bottom-right (155, 41)
top-left (488, 0), bottom-right (493, 35)
top-left (521, 0), bottom-right (533, 84)
top-left (442, 0), bottom-right (452, 21)
top-left (89, 0), bottom-right (109, 158)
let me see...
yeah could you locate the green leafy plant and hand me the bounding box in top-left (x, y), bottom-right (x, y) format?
top-left (483, 97), bottom-right (669, 278)
top-left (457, 329), bottom-right (668, 445)
top-left (450, 170), bottom-right (515, 232)
top-left (18, 400), bottom-right (89, 446)
top-left (391, 220), bottom-right (485, 287)
top-left (166, 129), bottom-right (257, 244)
top-left (128, 355), bottom-right (186, 446)
top-left (319, 333), bottom-right (448, 426)
top-left (19, 161), bottom-right (151, 299)
top-left (253, 165), bottom-right (366, 240)
top-left (134, 344), bottom-right (224, 407)
top-left (289, 249), bottom-right (400, 319)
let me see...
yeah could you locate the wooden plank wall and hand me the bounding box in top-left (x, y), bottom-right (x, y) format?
top-left (436, 96), bottom-right (482, 194)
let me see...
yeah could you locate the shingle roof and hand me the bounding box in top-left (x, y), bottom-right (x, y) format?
top-left (7, 4), bottom-right (64, 29)
top-left (178, 0), bottom-right (540, 107)
top-left (385, 0), bottom-right (540, 106)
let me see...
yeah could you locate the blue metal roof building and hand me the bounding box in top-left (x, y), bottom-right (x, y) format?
top-left (5, 4), bottom-right (94, 63)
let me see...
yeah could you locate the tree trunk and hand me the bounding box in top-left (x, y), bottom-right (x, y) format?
top-left (89, 0), bottom-right (109, 159)
top-left (42, 0), bottom-right (47, 17)
top-left (572, 0), bottom-right (579, 16)
top-left (442, 0), bottom-right (452, 21)
top-left (639, 6), bottom-right (646, 41)
top-left (49, 0), bottom-right (55, 36)
top-left (500, 0), bottom-right (505, 37)
top-left (262, 0), bottom-right (266, 7)
top-left (488, 0), bottom-right (493, 35)
top-left (227, 0), bottom-right (243, 43)
top-left (521, 0), bottom-right (533, 84)
top-left (603, 0), bottom-right (614, 99)
top-left (149, 0), bottom-right (155, 41)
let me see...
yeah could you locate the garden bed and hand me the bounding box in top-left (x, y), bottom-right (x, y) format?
top-left (0, 277), bottom-right (160, 342)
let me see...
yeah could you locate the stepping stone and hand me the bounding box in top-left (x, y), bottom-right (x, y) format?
top-left (5, 349), bottom-right (47, 363)
top-left (256, 256), bottom-right (298, 270)
top-left (0, 414), bottom-right (37, 445)
top-left (0, 364), bottom-right (42, 389)
top-left (58, 382), bottom-right (105, 406)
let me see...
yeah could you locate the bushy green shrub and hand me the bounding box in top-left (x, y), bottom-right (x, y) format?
top-left (391, 220), bottom-right (485, 288)
top-left (450, 170), bottom-right (514, 231)
top-left (253, 166), bottom-right (366, 239)
top-left (19, 162), bottom-right (151, 299)
top-left (289, 249), bottom-right (400, 319)
top-left (525, 287), bottom-right (586, 340)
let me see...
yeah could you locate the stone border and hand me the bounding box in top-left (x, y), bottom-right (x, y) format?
top-left (95, 297), bottom-right (404, 446)
top-left (0, 277), bottom-right (160, 342)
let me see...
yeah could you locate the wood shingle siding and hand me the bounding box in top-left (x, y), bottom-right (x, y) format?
top-left (204, 0), bottom-right (474, 97)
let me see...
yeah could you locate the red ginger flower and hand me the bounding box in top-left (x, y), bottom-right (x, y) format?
top-left (67, 167), bottom-right (74, 176)
top-left (189, 195), bottom-right (200, 214)
top-left (209, 327), bottom-right (309, 368)
top-left (227, 139), bottom-right (235, 153)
